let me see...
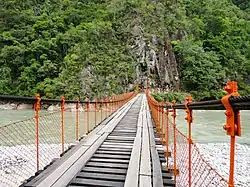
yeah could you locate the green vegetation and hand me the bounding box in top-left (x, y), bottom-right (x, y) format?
top-left (172, 0), bottom-right (250, 95)
top-left (0, 0), bottom-right (249, 100)
top-left (0, 0), bottom-right (135, 99)
top-left (151, 92), bottom-right (190, 103)
top-left (152, 0), bottom-right (250, 101)
top-left (151, 90), bottom-right (226, 103)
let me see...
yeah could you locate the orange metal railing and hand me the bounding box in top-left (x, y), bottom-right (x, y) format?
top-left (146, 87), bottom-right (236, 187)
top-left (0, 91), bottom-right (136, 187)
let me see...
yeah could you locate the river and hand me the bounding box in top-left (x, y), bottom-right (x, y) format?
top-left (0, 109), bottom-right (249, 144)
top-left (176, 110), bottom-right (250, 145)
top-left (0, 109), bottom-right (106, 145)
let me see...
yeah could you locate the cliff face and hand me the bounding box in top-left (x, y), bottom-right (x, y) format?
top-left (131, 25), bottom-right (180, 91)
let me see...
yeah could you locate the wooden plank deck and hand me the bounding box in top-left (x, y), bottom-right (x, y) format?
top-left (23, 94), bottom-right (175, 187)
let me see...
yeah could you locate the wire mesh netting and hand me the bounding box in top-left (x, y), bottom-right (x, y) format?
top-left (167, 119), bottom-right (229, 186)
top-left (0, 117), bottom-right (36, 187)
top-left (0, 109), bottom-right (111, 187)
top-left (0, 92), bottom-right (136, 187)
top-left (146, 90), bottom-right (229, 187)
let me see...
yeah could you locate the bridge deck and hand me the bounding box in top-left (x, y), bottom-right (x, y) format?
top-left (23, 95), bottom-right (174, 187)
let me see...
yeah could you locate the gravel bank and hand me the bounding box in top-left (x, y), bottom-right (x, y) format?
top-left (0, 143), bottom-right (72, 187)
top-left (196, 143), bottom-right (250, 187)
top-left (1, 143), bottom-right (249, 186)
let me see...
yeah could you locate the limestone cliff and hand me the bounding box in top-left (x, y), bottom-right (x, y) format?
top-left (131, 26), bottom-right (180, 91)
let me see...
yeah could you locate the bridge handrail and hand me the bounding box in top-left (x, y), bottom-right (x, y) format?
top-left (0, 91), bottom-right (137, 187)
top-left (146, 81), bottom-right (248, 187)
top-left (0, 92), bottom-right (136, 104)
top-left (148, 93), bottom-right (250, 110)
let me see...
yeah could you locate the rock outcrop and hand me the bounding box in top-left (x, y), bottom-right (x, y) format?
top-left (131, 26), bottom-right (180, 91)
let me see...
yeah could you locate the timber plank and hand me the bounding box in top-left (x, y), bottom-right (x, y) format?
top-left (82, 166), bottom-right (127, 175)
top-left (97, 147), bottom-right (132, 152)
top-left (107, 136), bottom-right (134, 140)
top-left (139, 175), bottom-right (151, 187)
top-left (146, 102), bottom-right (164, 187)
top-left (85, 161), bottom-right (128, 169)
top-left (92, 154), bottom-right (130, 160)
top-left (140, 108), bottom-right (151, 176)
top-left (163, 179), bottom-right (175, 186)
top-left (90, 158), bottom-right (130, 164)
top-left (71, 178), bottom-right (124, 187)
top-left (139, 97), bottom-right (151, 187)
top-left (77, 172), bottom-right (126, 181)
top-left (124, 98), bottom-right (144, 187)
top-left (101, 144), bottom-right (133, 149)
top-left (102, 142), bottom-right (134, 146)
top-left (95, 150), bottom-right (131, 155)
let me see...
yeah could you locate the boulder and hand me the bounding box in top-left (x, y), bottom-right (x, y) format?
top-left (17, 104), bottom-right (33, 110)
top-left (47, 105), bottom-right (59, 111)
top-left (0, 103), bottom-right (17, 110)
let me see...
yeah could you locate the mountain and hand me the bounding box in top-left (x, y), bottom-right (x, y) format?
top-left (0, 0), bottom-right (249, 99)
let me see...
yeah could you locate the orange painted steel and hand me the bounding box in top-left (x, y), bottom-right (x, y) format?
top-left (34, 94), bottom-right (41, 171)
top-left (76, 98), bottom-right (79, 141)
top-left (105, 98), bottom-right (108, 118)
top-left (146, 89), bottom-right (229, 187)
top-left (107, 98), bottom-right (110, 115)
top-left (171, 101), bottom-right (177, 185)
top-left (100, 99), bottom-right (103, 121)
top-left (221, 81), bottom-right (241, 187)
top-left (0, 91), bottom-right (136, 187)
top-left (165, 104), bottom-right (169, 167)
top-left (161, 103), bottom-right (164, 143)
top-left (185, 96), bottom-right (193, 187)
top-left (87, 101), bottom-right (90, 133)
top-left (61, 96), bottom-right (65, 153)
top-left (95, 99), bottom-right (97, 126)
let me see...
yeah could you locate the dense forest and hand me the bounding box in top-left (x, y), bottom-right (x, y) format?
top-left (0, 0), bottom-right (249, 100)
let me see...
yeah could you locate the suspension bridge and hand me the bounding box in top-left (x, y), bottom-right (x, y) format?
top-left (0, 81), bottom-right (249, 187)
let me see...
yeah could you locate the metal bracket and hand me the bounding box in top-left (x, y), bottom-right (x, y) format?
top-left (171, 101), bottom-right (176, 118)
top-left (221, 81), bottom-right (241, 137)
top-left (185, 96), bottom-right (193, 123)
top-left (34, 94), bottom-right (41, 112)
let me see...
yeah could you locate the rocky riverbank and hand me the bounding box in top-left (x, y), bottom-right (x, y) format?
top-left (196, 143), bottom-right (250, 187)
top-left (162, 143), bottom-right (250, 186)
top-left (0, 143), bottom-right (73, 187)
top-left (0, 102), bottom-right (108, 112)
top-left (1, 142), bottom-right (249, 186)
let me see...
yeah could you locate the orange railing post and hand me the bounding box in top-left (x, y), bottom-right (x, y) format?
top-left (171, 101), bottom-right (177, 185)
top-left (34, 94), bottom-right (41, 171)
top-left (165, 103), bottom-right (169, 167)
top-left (95, 99), bottom-right (97, 126)
top-left (112, 97), bottom-right (114, 112)
top-left (116, 96), bottom-right (118, 110)
top-left (221, 81), bottom-right (241, 187)
top-left (87, 100), bottom-right (90, 133)
top-left (100, 98), bottom-right (103, 121)
top-left (185, 96), bottom-right (193, 187)
top-left (157, 104), bottom-right (160, 131)
top-left (161, 103), bottom-right (164, 144)
top-left (105, 98), bottom-right (108, 118)
top-left (76, 98), bottom-right (79, 141)
top-left (107, 98), bottom-right (110, 116)
top-left (61, 96), bottom-right (65, 153)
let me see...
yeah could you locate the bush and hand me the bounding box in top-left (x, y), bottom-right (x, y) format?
top-left (151, 92), bottom-right (190, 103)
top-left (190, 90), bottom-right (226, 101)
top-left (151, 90), bottom-right (229, 103)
